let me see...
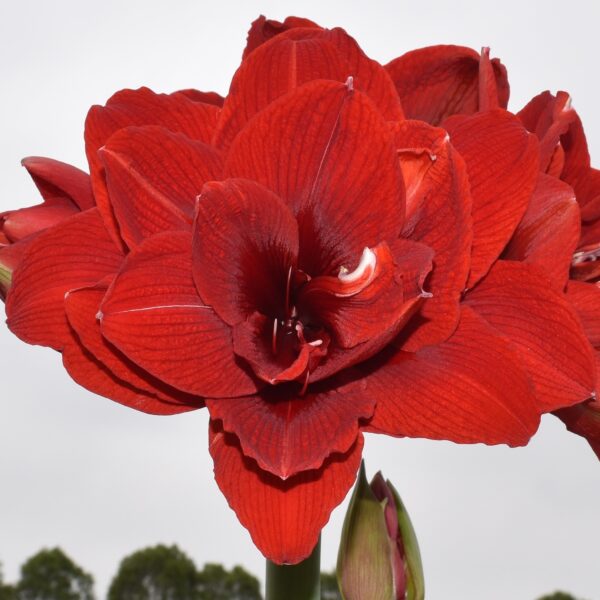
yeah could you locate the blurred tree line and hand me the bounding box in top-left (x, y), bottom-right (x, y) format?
top-left (0, 548), bottom-right (586, 599)
top-left (0, 546), bottom-right (341, 600)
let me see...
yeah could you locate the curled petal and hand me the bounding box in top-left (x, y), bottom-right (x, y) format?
top-left (366, 306), bottom-right (540, 446)
top-left (210, 421), bottom-right (363, 564)
top-left (386, 45), bottom-right (509, 125)
top-left (99, 231), bottom-right (259, 398)
top-left (1, 200), bottom-right (79, 243)
top-left (22, 156), bottom-right (94, 210)
top-left (298, 240), bottom-right (433, 348)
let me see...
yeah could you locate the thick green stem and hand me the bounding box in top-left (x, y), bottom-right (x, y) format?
top-left (265, 537), bottom-right (321, 600)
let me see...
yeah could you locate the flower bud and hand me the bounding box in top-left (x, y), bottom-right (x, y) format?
top-left (0, 245), bottom-right (20, 299)
top-left (337, 462), bottom-right (424, 600)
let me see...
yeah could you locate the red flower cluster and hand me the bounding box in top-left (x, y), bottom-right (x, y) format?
top-left (2, 16), bottom-right (598, 563)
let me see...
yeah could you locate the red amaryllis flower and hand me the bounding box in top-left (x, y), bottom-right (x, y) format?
top-left (513, 89), bottom-right (600, 457)
top-left (2, 16), bottom-right (596, 564)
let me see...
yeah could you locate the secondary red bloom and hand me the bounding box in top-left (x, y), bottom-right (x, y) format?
top-left (2, 16), bottom-right (597, 563)
top-left (515, 89), bottom-right (600, 457)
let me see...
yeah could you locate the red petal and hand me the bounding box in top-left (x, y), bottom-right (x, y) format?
top-left (215, 35), bottom-right (353, 150)
top-left (22, 156), bottom-right (95, 210)
top-left (298, 240), bottom-right (432, 348)
top-left (565, 281), bottom-right (600, 347)
top-left (562, 118), bottom-right (600, 213)
top-left (64, 282), bottom-right (204, 414)
top-left (1, 200), bottom-right (79, 243)
top-left (503, 173), bottom-right (580, 289)
top-left (177, 89), bottom-right (225, 106)
top-left (465, 261), bottom-right (596, 411)
top-left (518, 91), bottom-right (577, 172)
top-left (193, 178), bottom-right (299, 326)
top-left (6, 209), bottom-right (123, 350)
top-left (226, 80), bottom-right (404, 276)
top-left (243, 15), bottom-right (321, 58)
top-left (206, 377), bottom-right (371, 478)
top-left (209, 420), bottom-right (363, 564)
top-left (555, 398), bottom-right (600, 460)
top-left (84, 87), bottom-right (220, 247)
top-left (100, 126), bottom-right (223, 247)
top-left (385, 45), bottom-right (509, 125)
top-left (366, 306), bottom-right (539, 445)
top-left (99, 231), bottom-right (258, 398)
top-left (283, 27), bottom-right (404, 121)
top-left (478, 47), bottom-right (501, 111)
top-left (394, 120), bottom-right (473, 350)
top-left (444, 110), bottom-right (539, 287)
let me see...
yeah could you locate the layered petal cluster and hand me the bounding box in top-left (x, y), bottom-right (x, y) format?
top-left (2, 15), bottom-right (597, 563)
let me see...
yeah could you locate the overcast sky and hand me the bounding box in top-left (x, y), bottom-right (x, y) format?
top-left (1, 1), bottom-right (599, 599)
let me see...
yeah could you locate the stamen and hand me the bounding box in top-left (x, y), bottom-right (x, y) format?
top-left (573, 247), bottom-right (600, 264)
top-left (299, 369), bottom-right (310, 396)
top-left (285, 266), bottom-right (293, 318)
top-left (272, 318), bottom-right (278, 354)
top-left (308, 339), bottom-right (323, 347)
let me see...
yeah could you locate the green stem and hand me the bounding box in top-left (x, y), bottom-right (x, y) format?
top-left (265, 536), bottom-right (321, 600)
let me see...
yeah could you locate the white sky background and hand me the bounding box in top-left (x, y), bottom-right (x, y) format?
top-left (1, 1), bottom-right (599, 598)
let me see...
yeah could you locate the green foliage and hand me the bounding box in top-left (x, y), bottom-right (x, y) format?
top-left (320, 572), bottom-right (341, 600)
top-left (15, 548), bottom-right (94, 600)
top-left (108, 545), bottom-right (198, 600)
top-left (537, 593), bottom-right (581, 600)
top-left (108, 545), bottom-right (262, 600)
top-left (196, 563), bottom-right (261, 600)
top-left (0, 563), bottom-right (16, 600)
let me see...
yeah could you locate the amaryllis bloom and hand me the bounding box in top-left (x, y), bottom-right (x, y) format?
top-left (512, 89), bottom-right (600, 457)
top-left (2, 16), bottom-right (597, 564)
